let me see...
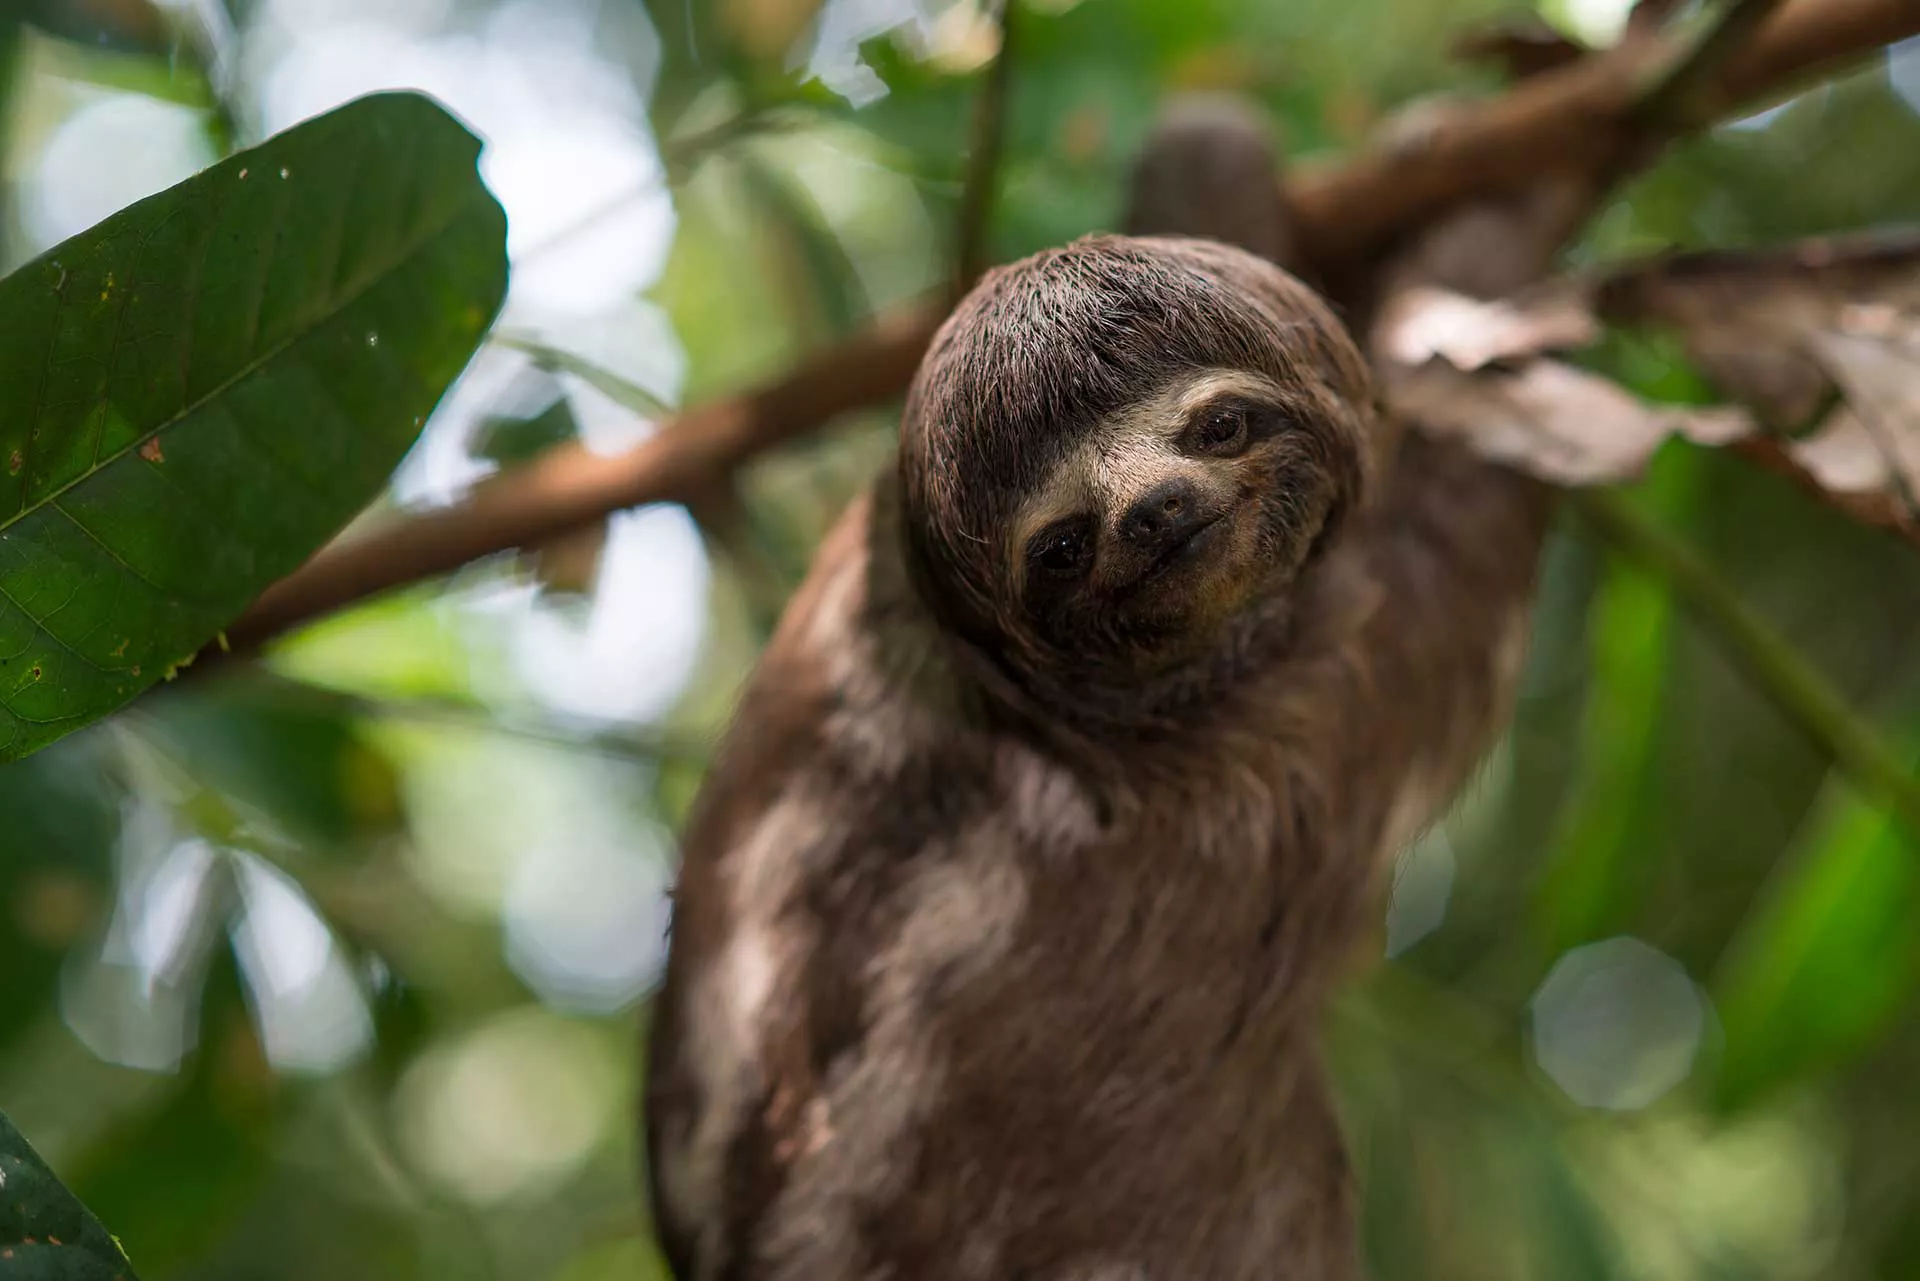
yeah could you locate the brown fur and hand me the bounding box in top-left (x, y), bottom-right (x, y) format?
top-left (644, 137), bottom-right (1554, 1281)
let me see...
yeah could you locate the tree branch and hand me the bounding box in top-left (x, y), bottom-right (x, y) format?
top-left (216, 303), bottom-right (943, 657)
top-left (1633, 0), bottom-right (1791, 130)
top-left (1288, 0), bottom-right (1920, 272)
top-left (205, 0), bottom-right (1914, 660)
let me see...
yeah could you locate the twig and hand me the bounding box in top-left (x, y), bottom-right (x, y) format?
top-left (212, 302), bottom-right (943, 658)
top-left (954, 0), bottom-right (1017, 293)
top-left (1572, 488), bottom-right (1920, 834)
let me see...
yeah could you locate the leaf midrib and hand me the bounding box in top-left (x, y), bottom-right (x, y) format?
top-left (0, 178), bottom-right (495, 539)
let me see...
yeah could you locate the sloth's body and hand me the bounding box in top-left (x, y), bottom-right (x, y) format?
top-left (645, 232), bottom-right (1550, 1279)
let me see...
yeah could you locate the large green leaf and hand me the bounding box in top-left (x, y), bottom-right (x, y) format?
top-left (1531, 445), bottom-right (1698, 953)
top-left (0, 1108), bottom-right (138, 1281)
top-left (0, 90), bottom-right (507, 763)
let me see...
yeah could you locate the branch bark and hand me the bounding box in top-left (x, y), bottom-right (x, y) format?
top-left (1287, 0), bottom-right (1920, 272)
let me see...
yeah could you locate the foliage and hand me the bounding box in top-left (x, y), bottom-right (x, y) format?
top-left (0, 90), bottom-right (507, 761)
top-left (0, 1110), bottom-right (137, 1281)
top-left (0, 1), bottom-right (1917, 1280)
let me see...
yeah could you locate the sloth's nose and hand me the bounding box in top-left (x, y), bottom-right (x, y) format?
top-left (1119, 478), bottom-right (1204, 551)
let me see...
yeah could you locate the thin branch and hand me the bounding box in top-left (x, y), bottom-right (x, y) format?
top-left (1287, 0), bottom-right (1920, 273)
top-left (955, 0), bottom-right (1017, 293)
top-left (212, 303), bottom-right (943, 659)
top-left (1572, 488), bottom-right (1920, 834)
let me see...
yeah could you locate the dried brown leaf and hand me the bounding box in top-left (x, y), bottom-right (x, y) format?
top-left (1789, 407), bottom-right (1896, 494)
top-left (1375, 284), bottom-right (1598, 371)
top-left (1597, 231), bottom-right (1920, 430)
top-left (1806, 327), bottom-right (1920, 514)
top-left (1386, 355), bottom-right (1751, 485)
top-left (1376, 234), bottom-right (1920, 545)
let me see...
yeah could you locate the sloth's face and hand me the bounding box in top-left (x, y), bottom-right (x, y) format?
top-left (1004, 366), bottom-right (1349, 672)
top-left (898, 235), bottom-right (1373, 700)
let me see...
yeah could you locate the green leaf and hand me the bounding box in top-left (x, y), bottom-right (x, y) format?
top-left (1710, 732), bottom-right (1920, 1113)
top-left (474, 393), bottom-right (579, 467)
top-left (1532, 446), bottom-right (1699, 951)
top-left (0, 1108), bottom-right (139, 1280)
top-left (0, 90), bottom-right (508, 763)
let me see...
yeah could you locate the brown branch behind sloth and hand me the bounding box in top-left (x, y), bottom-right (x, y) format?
top-left (643, 105), bottom-right (1555, 1281)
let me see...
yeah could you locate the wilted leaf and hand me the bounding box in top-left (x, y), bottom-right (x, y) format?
top-left (1376, 284), bottom-right (1599, 373)
top-left (1379, 233), bottom-right (1920, 532)
top-left (0, 1109), bottom-right (138, 1280)
top-left (1804, 326), bottom-right (1920, 513)
top-left (1597, 232), bottom-right (1920, 431)
top-left (1384, 350), bottom-right (1750, 484)
top-left (0, 91), bottom-right (508, 763)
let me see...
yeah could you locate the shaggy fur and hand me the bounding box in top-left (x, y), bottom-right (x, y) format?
top-left (644, 131), bottom-right (1553, 1281)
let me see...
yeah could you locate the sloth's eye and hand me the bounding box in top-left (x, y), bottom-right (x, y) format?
top-left (1192, 404), bottom-right (1250, 455)
top-left (1029, 521), bottom-right (1093, 579)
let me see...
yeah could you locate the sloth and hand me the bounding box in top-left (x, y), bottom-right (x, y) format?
top-left (643, 134), bottom-right (1553, 1281)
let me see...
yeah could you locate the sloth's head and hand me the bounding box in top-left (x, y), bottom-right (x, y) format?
top-left (898, 235), bottom-right (1373, 712)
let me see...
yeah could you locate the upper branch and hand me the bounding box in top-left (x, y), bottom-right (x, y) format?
top-left (211, 0), bottom-right (1918, 659)
top-left (1287, 0), bottom-right (1920, 272)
